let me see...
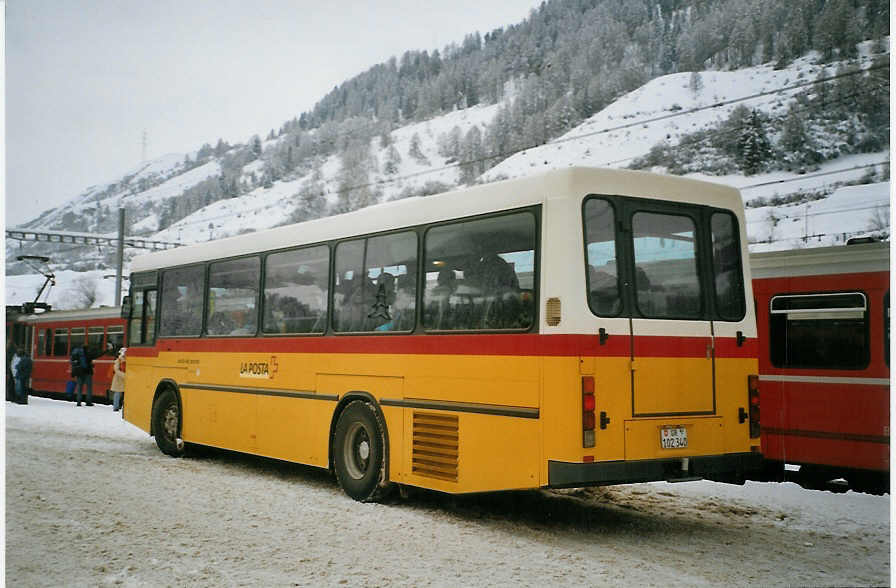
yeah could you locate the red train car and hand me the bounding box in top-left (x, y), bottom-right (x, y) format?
top-left (751, 241), bottom-right (890, 493)
top-left (8, 307), bottom-right (126, 403)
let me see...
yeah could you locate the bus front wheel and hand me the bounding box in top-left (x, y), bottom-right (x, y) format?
top-left (333, 400), bottom-right (391, 502)
top-left (152, 388), bottom-right (184, 457)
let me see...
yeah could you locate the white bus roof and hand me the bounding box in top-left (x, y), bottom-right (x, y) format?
top-left (130, 167), bottom-right (743, 273)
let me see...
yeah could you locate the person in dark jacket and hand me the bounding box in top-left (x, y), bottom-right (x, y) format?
top-left (71, 344), bottom-right (96, 406)
top-left (6, 340), bottom-right (15, 402)
top-left (12, 347), bottom-right (32, 404)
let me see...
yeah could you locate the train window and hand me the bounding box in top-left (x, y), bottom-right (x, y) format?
top-left (206, 256), bottom-right (260, 337)
top-left (263, 245), bottom-right (330, 335)
top-left (769, 292), bottom-right (869, 370)
top-left (422, 212), bottom-right (535, 331)
top-left (885, 292), bottom-right (889, 366)
top-left (107, 325), bottom-right (124, 351)
top-left (70, 327), bottom-right (86, 350)
top-left (42, 328), bottom-right (52, 356)
top-left (159, 265), bottom-right (205, 337)
top-left (631, 212), bottom-right (702, 319)
top-left (710, 212), bottom-right (746, 321)
top-left (52, 328), bottom-right (69, 357)
top-left (584, 198), bottom-right (622, 316)
top-left (87, 326), bottom-right (104, 351)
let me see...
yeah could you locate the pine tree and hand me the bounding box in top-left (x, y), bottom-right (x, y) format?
top-left (383, 144), bottom-right (402, 175)
top-left (779, 108), bottom-right (819, 168)
top-left (459, 126), bottom-right (484, 184)
top-left (736, 110), bottom-right (773, 175)
top-left (688, 72), bottom-right (703, 96)
top-left (408, 132), bottom-right (428, 164)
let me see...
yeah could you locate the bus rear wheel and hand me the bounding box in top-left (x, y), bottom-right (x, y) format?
top-left (152, 388), bottom-right (184, 457)
top-left (333, 400), bottom-right (391, 502)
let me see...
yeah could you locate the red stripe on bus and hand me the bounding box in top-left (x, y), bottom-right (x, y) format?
top-left (125, 333), bottom-right (757, 359)
top-left (714, 337), bottom-right (758, 359)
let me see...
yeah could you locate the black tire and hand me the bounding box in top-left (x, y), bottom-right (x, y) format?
top-left (152, 388), bottom-right (184, 457)
top-left (333, 400), bottom-right (391, 502)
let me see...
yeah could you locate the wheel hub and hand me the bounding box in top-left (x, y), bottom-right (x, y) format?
top-left (163, 405), bottom-right (178, 440)
top-left (344, 422), bottom-right (372, 480)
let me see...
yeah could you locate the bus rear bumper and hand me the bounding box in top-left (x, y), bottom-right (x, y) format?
top-left (547, 452), bottom-right (764, 488)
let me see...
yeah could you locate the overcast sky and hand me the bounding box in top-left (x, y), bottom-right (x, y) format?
top-left (5, 0), bottom-right (540, 226)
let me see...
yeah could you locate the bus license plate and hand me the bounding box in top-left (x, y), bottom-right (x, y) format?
top-left (660, 426), bottom-right (688, 449)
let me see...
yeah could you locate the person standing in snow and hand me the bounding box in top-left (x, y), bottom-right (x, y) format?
top-left (12, 347), bottom-right (32, 404)
top-left (71, 343), bottom-right (95, 406)
top-left (6, 340), bottom-right (16, 401)
top-left (10, 347), bottom-right (22, 401)
top-left (110, 348), bottom-right (126, 412)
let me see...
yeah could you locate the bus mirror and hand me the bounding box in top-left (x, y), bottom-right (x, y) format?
top-left (120, 296), bottom-right (131, 319)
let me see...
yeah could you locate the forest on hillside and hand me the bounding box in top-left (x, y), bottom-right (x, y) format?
top-left (18, 0), bottom-right (890, 244)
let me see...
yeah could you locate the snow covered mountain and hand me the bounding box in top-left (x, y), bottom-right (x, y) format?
top-left (6, 33), bottom-right (889, 309)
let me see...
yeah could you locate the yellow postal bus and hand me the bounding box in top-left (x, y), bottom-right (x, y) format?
top-left (123, 167), bottom-right (761, 501)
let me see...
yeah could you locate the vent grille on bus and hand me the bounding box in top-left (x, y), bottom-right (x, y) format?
top-left (545, 297), bottom-right (561, 326)
top-left (412, 412), bottom-right (459, 483)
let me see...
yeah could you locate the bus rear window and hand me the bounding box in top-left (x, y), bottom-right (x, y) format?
top-left (770, 292), bottom-right (869, 369)
top-left (632, 212), bottom-right (701, 319)
top-left (710, 212), bottom-right (746, 321)
top-left (584, 198), bottom-right (621, 316)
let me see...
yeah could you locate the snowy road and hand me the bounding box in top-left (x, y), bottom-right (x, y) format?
top-left (6, 398), bottom-right (890, 587)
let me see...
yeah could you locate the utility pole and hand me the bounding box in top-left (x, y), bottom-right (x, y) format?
top-left (115, 208), bottom-right (125, 304)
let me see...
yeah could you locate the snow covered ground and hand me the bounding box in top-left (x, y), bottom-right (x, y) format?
top-left (5, 397), bottom-right (890, 586)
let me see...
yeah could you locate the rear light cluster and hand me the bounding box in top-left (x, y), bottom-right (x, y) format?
top-left (583, 376), bottom-right (595, 447)
top-left (748, 374), bottom-right (760, 438)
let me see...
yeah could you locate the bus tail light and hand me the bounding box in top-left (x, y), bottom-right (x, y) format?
top-left (748, 374), bottom-right (760, 438)
top-left (583, 376), bottom-right (595, 448)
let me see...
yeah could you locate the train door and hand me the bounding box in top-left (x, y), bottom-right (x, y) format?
top-left (623, 202), bottom-right (715, 418)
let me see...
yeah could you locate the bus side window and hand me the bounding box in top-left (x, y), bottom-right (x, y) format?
top-left (128, 291), bottom-right (145, 345)
top-left (333, 232), bottom-right (417, 333)
top-left (423, 212), bottom-right (535, 331)
top-left (159, 266), bottom-right (205, 337)
top-left (263, 245), bottom-right (330, 335)
top-left (145, 291), bottom-right (157, 341)
top-left (206, 256), bottom-right (260, 337)
top-left (127, 290), bottom-right (157, 345)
